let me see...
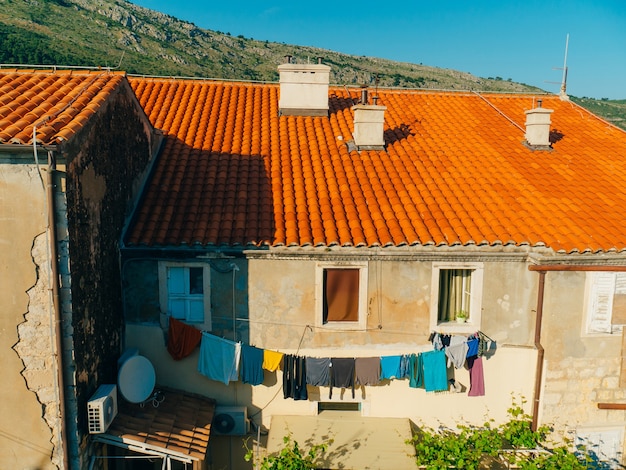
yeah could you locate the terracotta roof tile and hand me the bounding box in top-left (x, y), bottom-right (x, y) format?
top-left (6, 69), bottom-right (626, 254)
top-left (0, 70), bottom-right (125, 145)
top-left (106, 388), bottom-right (215, 460)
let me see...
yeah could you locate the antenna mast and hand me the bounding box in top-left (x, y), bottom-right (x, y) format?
top-left (560, 33), bottom-right (569, 96)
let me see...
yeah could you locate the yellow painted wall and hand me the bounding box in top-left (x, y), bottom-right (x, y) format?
top-left (0, 163), bottom-right (57, 469)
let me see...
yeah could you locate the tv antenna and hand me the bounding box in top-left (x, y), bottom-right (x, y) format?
top-left (546, 34), bottom-right (569, 98)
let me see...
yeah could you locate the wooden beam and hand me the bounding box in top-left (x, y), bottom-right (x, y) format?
top-left (598, 403), bottom-right (626, 410)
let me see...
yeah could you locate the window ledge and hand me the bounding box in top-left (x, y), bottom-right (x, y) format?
top-left (319, 322), bottom-right (366, 331)
top-left (435, 321), bottom-right (479, 334)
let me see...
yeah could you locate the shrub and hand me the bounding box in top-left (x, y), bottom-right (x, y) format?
top-left (410, 397), bottom-right (591, 469)
top-left (244, 433), bottom-right (330, 470)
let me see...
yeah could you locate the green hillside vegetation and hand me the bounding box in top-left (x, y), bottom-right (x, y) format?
top-left (570, 97), bottom-right (626, 129)
top-left (0, 0), bottom-right (624, 130)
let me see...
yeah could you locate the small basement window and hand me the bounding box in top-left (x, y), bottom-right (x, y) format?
top-left (318, 402), bottom-right (361, 413)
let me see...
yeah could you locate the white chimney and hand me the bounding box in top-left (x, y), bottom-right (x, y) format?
top-left (352, 97), bottom-right (386, 150)
top-left (278, 57), bottom-right (330, 117)
top-left (524, 100), bottom-right (553, 148)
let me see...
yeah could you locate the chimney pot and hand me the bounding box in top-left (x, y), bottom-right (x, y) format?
top-left (277, 61), bottom-right (331, 116)
top-left (284, 55), bottom-right (293, 64)
top-left (525, 104), bottom-right (553, 148)
top-left (317, 57), bottom-right (323, 64)
top-left (352, 102), bottom-right (387, 150)
top-left (361, 88), bottom-right (368, 105)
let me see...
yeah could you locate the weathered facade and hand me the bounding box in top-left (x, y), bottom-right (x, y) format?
top-left (119, 62), bottom-right (626, 469)
top-left (0, 70), bottom-right (157, 469)
top-left (4, 62), bottom-right (626, 469)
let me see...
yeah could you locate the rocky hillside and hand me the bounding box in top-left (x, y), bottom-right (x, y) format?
top-left (0, 0), bottom-right (541, 92)
top-left (0, 0), bottom-right (624, 129)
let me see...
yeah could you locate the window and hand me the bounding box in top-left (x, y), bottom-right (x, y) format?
top-left (430, 262), bottom-right (483, 331)
top-left (585, 272), bottom-right (626, 334)
top-left (576, 426), bottom-right (623, 469)
top-left (158, 263), bottom-right (211, 329)
top-left (316, 263), bottom-right (368, 329)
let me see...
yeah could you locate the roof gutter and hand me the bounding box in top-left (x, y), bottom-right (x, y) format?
top-left (46, 150), bottom-right (70, 470)
top-left (530, 270), bottom-right (546, 432)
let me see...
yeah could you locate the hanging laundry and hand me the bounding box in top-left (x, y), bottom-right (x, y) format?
top-left (355, 357), bottom-right (381, 386)
top-left (445, 336), bottom-right (469, 369)
top-left (306, 357), bottom-right (331, 386)
top-left (467, 356), bottom-right (485, 397)
top-left (240, 344), bottom-right (265, 386)
top-left (167, 317), bottom-right (202, 360)
top-left (380, 355), bottom-right (403, 380)
top-left (421, 349), bottom-right (448, 392)
top-left (429, 332), bottom-right (444, 351)
top-left (466, 337), bottom-right (479, 358)
top-left (477, 331), bottom-right (496, 358)
top-left (197, 332), bottom-right (241, 385)
top-left (408, 353), bottom-right (424, 389)
top-left (262, 349), bottom-right (284, 372)
top-left (399, 354), bottom-right (411, 378)
top-left (330, 357), bottom-right (355, 399)
top-left (283, 354), bottom-right (308, 400)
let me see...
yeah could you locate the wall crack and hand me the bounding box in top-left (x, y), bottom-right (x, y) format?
top-left (12, 231), bottom-right (62, 469)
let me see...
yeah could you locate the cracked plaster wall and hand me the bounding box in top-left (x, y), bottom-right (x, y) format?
top-left (0, 163), bottom-right (58, 469)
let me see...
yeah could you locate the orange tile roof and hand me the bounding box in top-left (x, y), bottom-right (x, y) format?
top-left (105, 388), bottom-right (216, 461)
top-left (125, 76), bottom-right (626, 254)
top-left (0, 69), bottom-right (125, 145)
top-left (3, 70), bottom-right (626, 254)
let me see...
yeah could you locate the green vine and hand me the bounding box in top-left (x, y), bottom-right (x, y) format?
top-left (410, 397), bottom-right (592, 469)
top-left (247, 398), bottom-right (602, 469)
top-left (244, 433), bottom-right (330, 470)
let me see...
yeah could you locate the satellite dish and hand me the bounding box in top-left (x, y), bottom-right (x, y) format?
top-left (117, 353), bottom-right (155, 403)
top-left (213, 413), bottom-right (236, 434)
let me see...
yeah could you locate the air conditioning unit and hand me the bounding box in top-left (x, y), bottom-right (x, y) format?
top-left (88, 384), bottom-right (118, 434)
top-left (212, 406), bottom-right (249, 436)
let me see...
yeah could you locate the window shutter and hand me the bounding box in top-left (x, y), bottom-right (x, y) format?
top-left (587, 272), bottom-right (616, 334)
top-left (167, 267), bottom-right (186, 294)
top-left (324, 268), bottom-right (359, 322)
top-left (188, 299), bottom-right (204, 322)
top-left (169, 298), bottom-right (186, 319)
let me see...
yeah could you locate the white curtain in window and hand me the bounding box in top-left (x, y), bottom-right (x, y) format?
top-left (439, 269), bottom-right (472, 322)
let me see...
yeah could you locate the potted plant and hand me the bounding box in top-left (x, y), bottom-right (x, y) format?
top-left (455, 310), bottom-right (468, 323)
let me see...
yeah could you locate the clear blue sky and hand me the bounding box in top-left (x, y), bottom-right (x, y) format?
top-left (131, 0), bottom-right (625, 99)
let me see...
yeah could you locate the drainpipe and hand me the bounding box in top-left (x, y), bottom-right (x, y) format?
top-left (47, 150), bottom-right (70, 470)
top-left (531, 270), bottom-right (546, 432)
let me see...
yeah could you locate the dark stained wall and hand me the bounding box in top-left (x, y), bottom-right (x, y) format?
top-left (62, 79), bottom-right (155, 435)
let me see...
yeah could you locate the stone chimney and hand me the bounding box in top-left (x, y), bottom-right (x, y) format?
top-left (524, 99), bottom-right (553, 149)
top-left (352, 93), bottom-right (386, 150)
top-left (278, 57), bottom-right (330, 116)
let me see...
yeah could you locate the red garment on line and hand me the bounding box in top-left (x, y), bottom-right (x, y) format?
top-left (167, 317), bottom-right (202, 360)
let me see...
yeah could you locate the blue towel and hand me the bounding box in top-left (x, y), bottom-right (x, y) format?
top-left (380, 355), bottom-right (403, 380)
top-left (466, 338), bottom-right (479, 357)
top-left (241, 344), bottom-right (265, 386)
top-left (422, 350), bottom-right (448, 392)
top-left (198, 332), bottom-right (240, 385)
